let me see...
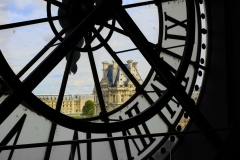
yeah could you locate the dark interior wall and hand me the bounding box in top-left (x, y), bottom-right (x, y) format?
top-left (198, 0), bottom-right (228, 132)
top-left (225, 0), bottom-right (240, 126)
top-left (215, 0), bottom-right (240, 159)
top-left (172, 0), bottom-right (231, 159)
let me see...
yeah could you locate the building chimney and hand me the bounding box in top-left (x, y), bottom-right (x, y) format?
top-left (112, 61), bottom-right (118, 83)
top-left (132, 62), bottom-right (138, 69)
top-left (127, 60), bottom-right (133, 72)
top-left (102, 61), bottom-right (109, 77)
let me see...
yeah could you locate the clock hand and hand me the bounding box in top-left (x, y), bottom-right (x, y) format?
top-left (58, 0), bottom-right (84, 74)
top-left (65, 41), bottom-right (83, 74)
top-left (57, 0), bottom-right (109, 74)
top-left (66, 51), bottom-right (80, 74)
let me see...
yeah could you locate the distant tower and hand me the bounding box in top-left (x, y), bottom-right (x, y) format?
top-left (132, 62), bottom-right (138, 70)
top-left (102, 61), bottom-right (109, 78)
top-left (112, 60), bottom-right (118, 83)
top-left (127, 59), bottom-right (133, 73)
top-left (93, 60), bottom-right (142, 114)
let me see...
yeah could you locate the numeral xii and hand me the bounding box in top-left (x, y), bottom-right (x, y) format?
top-left (164, 12), bottom-right (187, 41)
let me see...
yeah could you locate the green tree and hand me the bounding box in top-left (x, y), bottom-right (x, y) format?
top-left (82, 100), bottom-right (94, 116)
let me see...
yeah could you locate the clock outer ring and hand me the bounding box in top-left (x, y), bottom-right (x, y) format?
top-left (0, 0), bottom-right (195, 133)
top-left (46, 0), bottom-right (116, 52)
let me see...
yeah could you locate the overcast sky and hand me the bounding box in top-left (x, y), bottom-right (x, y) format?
top-left (0, 0), bottom-right (159, 95)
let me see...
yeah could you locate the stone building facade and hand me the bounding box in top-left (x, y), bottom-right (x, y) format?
top-left (36, 94), bottom-right (94, 115)
top-left (191, 90), bottom-right (200, 102)
top-left (177, 90), bottom-right (200, 130)
top-left (93, 60), bottom-right (142, 114)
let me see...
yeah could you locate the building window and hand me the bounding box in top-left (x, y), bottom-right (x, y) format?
top-left (121, 95), bottom-right (124, 102)
top-left (104, 96), bottom-right (108, 103)
top-left (113, 95), bottom-right (116, 102)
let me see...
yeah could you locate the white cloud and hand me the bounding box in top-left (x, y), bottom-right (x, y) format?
top-left (1, 0), bottom-right (159, 95)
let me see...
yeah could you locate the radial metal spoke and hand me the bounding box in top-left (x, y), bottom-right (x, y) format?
top-left (93, 27), bottom-right (142, 90)
top-left (0, 0), bottom-right (108, 125)
top-left (43, 50), bottom-right (74, 160)
top-left (93, 28), bottom-right (155, 114)
top-left (111, 3), bottom-right (222, 145)
top-left (84, 26), bottom-right (104, 47)
top-left (0, 51), bottom-right (25, 125)
top-left (0, 126), bottom-right (235, 150)
top-left (123, 0), bottom-right (177, 9)
top-left (0, 16), bottom-right (65, 30)
top-left (55, 51), bottom-right (74, 111)
top-left (45, 42), bottom-right (61, 48)
top-left (161, 47), bottom-right (198, 69)
top-left (123, 1), bottom-right (155, 9)
top-left (102, 23), bottom-right (127, 36)
top-left (164, 44), bottom-right (185, 50)
top-left (44, 123), bottom-right (57, 160)
top-left (115, 48), bottom-right (137, 54)
top-left (17, 26), bottom-right (70, 78)
top-left (44, 0), bottom-right (67, 9)
top-left (86, 37), bottom-right (108, 118)
top-left (72, 26), bottom-right (104, 52)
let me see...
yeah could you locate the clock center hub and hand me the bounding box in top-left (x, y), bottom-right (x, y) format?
top-left (67, 0), bottom-right (95, 25)
top-left (57, 0), bottom-right (95, 27)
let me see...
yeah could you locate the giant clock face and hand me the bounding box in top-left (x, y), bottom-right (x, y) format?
top-left (0, 0), bottom-right (209, 159)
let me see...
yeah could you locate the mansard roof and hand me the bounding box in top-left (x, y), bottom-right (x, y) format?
top-left (101, 61), bottom-right (142, 87)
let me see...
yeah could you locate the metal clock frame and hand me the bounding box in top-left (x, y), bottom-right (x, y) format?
top-left (0, 0), bottom-right (221, 159)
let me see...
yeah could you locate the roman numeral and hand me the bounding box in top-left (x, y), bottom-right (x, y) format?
top-left (161, 45), bottom-right (199, 69)
top-left (151, 84), bottom-right (176, 119)
top-left (153, 63), bottom-right (189, 91)
top-left (86, 133), bottom-right (92, 160)
top-left (161, 46), bottom-right (183, 61)
top-left (0, 114), bottom-right (26, 159)
top-left (151, 73), bottom-right (189, 96)
top-left (107, 133), bottom-right (118, 160)
top-left (44, 123), bottom-right (57, 160)
top-left (148, 73), bottom-right (189, 121)
top-left (164, 12), bottom-right (187, 41)
top-left (120, 103), bottom-right (156, 158)
top-left (69, 131), bottom-right (81, 160)
top-left (121, 129), bottom-right (134, 160)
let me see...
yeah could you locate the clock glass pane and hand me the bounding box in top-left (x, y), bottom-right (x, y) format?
top-left (0, 0), bottom-right (209, 159)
